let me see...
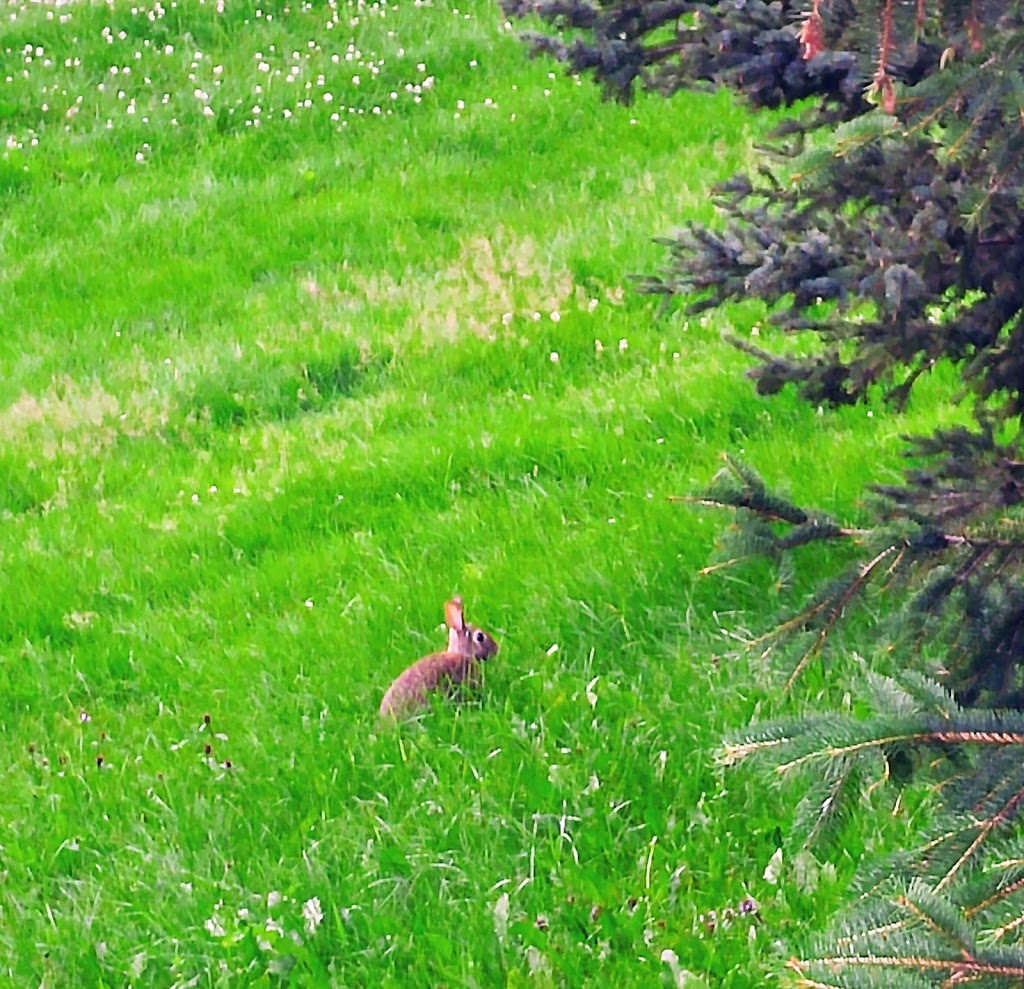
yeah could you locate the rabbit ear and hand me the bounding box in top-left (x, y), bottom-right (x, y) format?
top-left (444, 596), bottom-right (465, 632)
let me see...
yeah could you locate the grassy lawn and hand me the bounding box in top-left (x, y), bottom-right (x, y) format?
top-left (0, 0), bottom-right (950, 985)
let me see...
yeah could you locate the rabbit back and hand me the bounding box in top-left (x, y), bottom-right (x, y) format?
top-left (378, 650), bottom-right (478, 718)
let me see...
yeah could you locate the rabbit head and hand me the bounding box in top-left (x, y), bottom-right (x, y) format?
top-left (444, 595), bottom-right (500, 661)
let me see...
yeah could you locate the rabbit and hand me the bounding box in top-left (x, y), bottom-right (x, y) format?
top-left (379, 596), bottom-right (499, 718)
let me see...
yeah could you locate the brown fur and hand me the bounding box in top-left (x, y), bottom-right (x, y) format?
top-left (379, 597), bottom-right (499, 718)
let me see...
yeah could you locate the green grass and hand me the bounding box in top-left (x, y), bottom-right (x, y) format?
top-left (0, 0), bottom-right (953, 985)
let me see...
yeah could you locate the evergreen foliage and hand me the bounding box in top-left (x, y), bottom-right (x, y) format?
top-left (691, 451), bottom-right (1024, 705)
top-left (724, 672), bottom-right (1024, 986)
top-left (501, 0), bottom-right (1024, 985)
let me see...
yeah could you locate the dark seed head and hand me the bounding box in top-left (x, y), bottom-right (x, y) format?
top-left (203, 713), bottom-right (212, 725)
top-left (204, 744), bottom-right (212, 755)
top-left (96, 755), bottom-right (104, 768)
top-left (535, 914), bottom-right (549, 931)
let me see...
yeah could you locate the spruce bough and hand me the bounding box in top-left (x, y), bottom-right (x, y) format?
top-left (508, 1), bottom-right (1024, 984)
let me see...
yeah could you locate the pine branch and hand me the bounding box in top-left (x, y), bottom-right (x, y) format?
top-left (785, 544), bottom-right (899, 691)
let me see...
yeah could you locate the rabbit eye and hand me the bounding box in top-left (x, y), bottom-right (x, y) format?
top-left (474, 631), bottom-right (485, 643)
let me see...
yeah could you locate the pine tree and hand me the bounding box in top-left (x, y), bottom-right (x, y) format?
top-left (503, 1), bottom-right (1024, 985)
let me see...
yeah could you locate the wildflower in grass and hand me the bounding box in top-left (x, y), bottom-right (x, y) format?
top-left (762, 847), bottom-right (783, 885)
top-left (267, 890), bottom-right (282, 908)
top-left (302, 896), bottom-right (323, 934)
top-left (526, 945), bottom-right (551, 976)
top-left (205, 912), bottom-right (226, 937)
top-left (493, 892), bottom-right (509, 943)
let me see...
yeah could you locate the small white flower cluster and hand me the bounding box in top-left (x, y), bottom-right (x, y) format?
top-left (1, 0), bottom-right (443, 165)
top-left (202, 890), bottom-right (325, 951)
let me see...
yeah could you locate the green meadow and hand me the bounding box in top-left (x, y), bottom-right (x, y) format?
top-left (0, 0), bottom-right (953, 984)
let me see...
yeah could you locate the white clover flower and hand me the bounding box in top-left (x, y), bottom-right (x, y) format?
top-left (302, 897), bottom-right (324, 935)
